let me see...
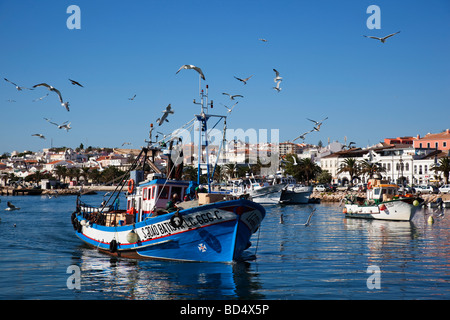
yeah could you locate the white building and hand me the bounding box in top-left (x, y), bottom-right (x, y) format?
top-left (320, 144), bottom-right (443, 186)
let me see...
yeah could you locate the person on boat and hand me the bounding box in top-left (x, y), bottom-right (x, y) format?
top-left (166, 193), bottom-right (180, 212)
top-left (195, 185), bottom-right (207, 199)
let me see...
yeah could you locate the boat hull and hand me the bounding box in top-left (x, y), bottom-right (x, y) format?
top-left (248, 184), bottom-right (285, 205)
top-left (280, 186), bottom-right (313, 204)
top-left (344, 199), bottom-right (419, 221)
top-left (73, 199), bottom-right (265, 263)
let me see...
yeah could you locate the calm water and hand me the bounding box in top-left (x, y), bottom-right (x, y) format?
top-left (0, 193), bottom-right (449, 300)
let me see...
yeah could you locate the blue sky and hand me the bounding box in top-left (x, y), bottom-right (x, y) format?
top-left (0, 0), bottom-right (449, 154)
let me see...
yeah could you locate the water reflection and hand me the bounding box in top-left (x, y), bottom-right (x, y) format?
top-left (75, 247), bottom-right (264, 299)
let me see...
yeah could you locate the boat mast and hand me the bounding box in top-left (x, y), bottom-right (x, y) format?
top-left (193, 77), bottom-right (226, 193)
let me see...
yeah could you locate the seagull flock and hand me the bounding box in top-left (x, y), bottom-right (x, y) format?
top-left (3, 77), bottom-right (83, 141)
top-left (5, 31), bottom-right (400, 147)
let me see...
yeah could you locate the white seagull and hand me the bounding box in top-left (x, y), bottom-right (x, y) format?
top-left (291, 156), bottom-right (298, 165)
top-left (33, 93), bottom-right (49, 102)
top-left (273, 81), bottom-right (282, 92)
top-left (307, 117), bottom-right (328, 131)
top-left (221, 101), bottom-right (239, 114)
top-left (258, 38), bottom-right (268, 42)
top-left (273, 69), bottom-right (283, 82)
top-left (33, 83), bottom-right (69, 111)
top-left (293, 206), bottom-right (316, 227)
top-left (292, 129), bottom-right (314, 142)
top-left (32, 133), bottom-right (46, 139)
top-left (156, 104), bottom-right (174, 126)
top-left (363, 31), bottom-right (401, 43)
top-left (234, 75), bottom-right (253, 85)
top-left (5, 201), bottom-right (20, 211)
top-left (4, 78), bottom-right (33, 91)
top-left (222, 93), bottom-right (244, 100)
top-left (44, 118), bottom-right (71, 131)
top-left (176, 64), bottom-right (205, 80)
top-left (128, 94), bottom-right (136, 100)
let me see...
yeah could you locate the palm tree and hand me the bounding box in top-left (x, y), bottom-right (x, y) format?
top-left (337, 158), bottom-right (360, 186)
top-left (431, 157), bottom-right (450, 184)
top-left (213, 165), bottom-right (224, 183)
top-left (224, 163), bottom-right (237, 179)
top-left (80, 167), bottom-right (90, 185)
top-left (54, 165), bottom-right (67, 183)
top-left (360, 160), bottom-right (386, 179)
top-left (298, 158), bottom-right (321, 185)
top-left (182, 165), bottom-right (197, 181)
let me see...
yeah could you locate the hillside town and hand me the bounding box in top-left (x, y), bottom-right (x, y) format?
top-left (1, 129), bottom-right (449, 194)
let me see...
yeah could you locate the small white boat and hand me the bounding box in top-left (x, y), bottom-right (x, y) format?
top-left (343, 179), bottom-right (423, 221)
top-left (230, 178), bottom-right (285, 205)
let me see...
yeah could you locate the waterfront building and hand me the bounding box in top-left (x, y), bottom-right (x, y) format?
top-left (413, 129), bottom-right (450, 151)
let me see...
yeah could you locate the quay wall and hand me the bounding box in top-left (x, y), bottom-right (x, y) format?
top-left (311, 191), bottom-right (450, 204)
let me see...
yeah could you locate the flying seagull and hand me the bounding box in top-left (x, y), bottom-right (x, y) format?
top-left (222, 93), bottom-right (243, 100)
top-left (32, 133), bottom-right (46, 139)
top-left (307, 117), bottom-right (328, 131)
top-left (128, 94), bottom-right (136, 100)
top-left (69, 79), bottom-right (84, 87)
top-left (273, 69), bottom-right (282, 82)
top-left (291, 156), bottom-right (298, 166)
top-left (4, 78), bottom-right (33, 91)
top-left (5, 201), bottom-right (20, 211)
top-left (292, 206), bottom-right (316, 227)
top-left (156, 104), bottom-right (174, 126)
top-left (33, 93), bottom-right (49, 102)
top-left (273, 81), bottom-right (282, 92)
top-left (6, 99), bottom-right (16, 103)
top-left (176, 64), bottom-right (206, 80)
top-left (292, 129), bottom-right (314, 142)
top-left (121, 142), bottom-right (131, 146)
top-left (221, 101), bottom-right (239, 114)
top-left (363, 31), bottom-right (401, 43)
top-left (33, 83), bottom-right (69, 111)
top-left (44, 118), bottom-right (71, 131)
top-left (234, 75), bottom-right (253, 85)
top-left (258, 38), bottom-right (268, 42)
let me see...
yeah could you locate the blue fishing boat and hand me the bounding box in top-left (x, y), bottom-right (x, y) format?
top-left (71, 84), bottom-right (266, 262)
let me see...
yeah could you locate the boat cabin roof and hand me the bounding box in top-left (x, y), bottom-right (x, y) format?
top-left (139, 179), bottom-right (191, 188)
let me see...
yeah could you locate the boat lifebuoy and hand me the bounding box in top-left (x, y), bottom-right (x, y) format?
top-left (367, 181), bottom-right (372, 190)
top-left (170, 213), bottom-right (184, 228)
top-left (109, 239), bottom-right (118, 253)
top-left (128, 179), bottom-right (135, 193)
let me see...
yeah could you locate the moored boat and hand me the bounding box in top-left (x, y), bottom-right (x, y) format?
top-left (342, 178), bottom-right (423, 221)
top-left (280, 184), bottom-right (313, 204)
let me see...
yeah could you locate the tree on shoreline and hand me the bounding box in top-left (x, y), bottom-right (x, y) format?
top-left (432, 157), bottom-right (450, 184)
top-left (337, 158), bottom-right (360, 186)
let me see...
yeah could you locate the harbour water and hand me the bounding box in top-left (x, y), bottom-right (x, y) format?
top-left (0, 193), bottom-right (449, 300)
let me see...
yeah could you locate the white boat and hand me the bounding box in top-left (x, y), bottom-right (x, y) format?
top-left (342, 179), bottom-right (423, 221)
top-left (230, 178), bottom-right (285, 205)
top-left (280, 184), bottom-right (313, 204)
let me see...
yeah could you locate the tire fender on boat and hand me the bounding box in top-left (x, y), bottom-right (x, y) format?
top-left (170, 212), bottom-right (184, 228)
top-left (109, 239), bottom-right (118, 253)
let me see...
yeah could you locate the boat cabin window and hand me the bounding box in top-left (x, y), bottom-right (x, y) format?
top-left (143, 188), bottom-right (149, 200)
top-left (159, 186), bottom-right (170, 199)
top-left (171, 186), bottom-right (182, 199)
